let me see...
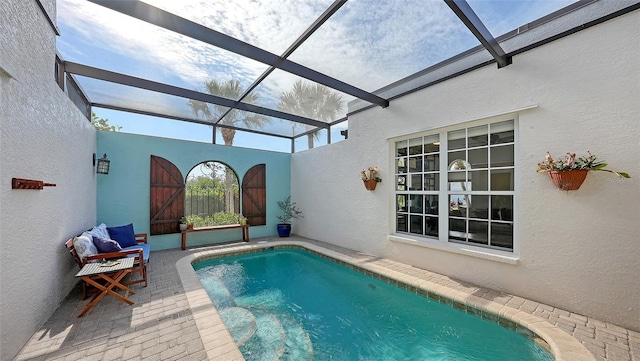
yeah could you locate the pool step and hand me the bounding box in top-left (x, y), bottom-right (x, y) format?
top-left (218, 307), bottom-right (256, 347)
top-left (240, 309), bottom-right (286, 360)
top-left (199, 277), bottom-right (235, 308)
top-left (236, 289), bottom-right (285, 309)
top-left (199, 275), bottom-right (313, 360)
top-left (276, 312), bottom-right (314, 361)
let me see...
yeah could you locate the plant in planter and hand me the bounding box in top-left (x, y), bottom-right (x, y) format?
top-left (360, 166), bottom-right (382, 190)
top-left (179, 217), bottom-right (188, 231)
top-left (276, 196), bottom-right (303, 237)
top-left (537, 151), bottom-right (630, 190)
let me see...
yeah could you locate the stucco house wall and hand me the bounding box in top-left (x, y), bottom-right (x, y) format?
top-left (292, 8), bottom-right (639, 330)
top-left (0, 0), bottom-right (97, 359)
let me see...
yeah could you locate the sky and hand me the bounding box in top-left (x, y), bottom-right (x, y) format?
top-left (55, 0), bottom-right (576, 153)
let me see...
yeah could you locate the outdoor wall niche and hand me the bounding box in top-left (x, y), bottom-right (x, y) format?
top-left (184, 161), bottom-right (240, 227)
top-left (149, 155), bottom-right (267, 236)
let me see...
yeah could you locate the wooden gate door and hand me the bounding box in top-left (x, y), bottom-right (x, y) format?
top-left (150, 155), bottom-right (185, 235)
top-left (242, 164), bottom-right (266, 226)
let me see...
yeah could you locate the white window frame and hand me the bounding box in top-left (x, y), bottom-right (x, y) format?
top-left (389, 115), bottom-right (519, 262)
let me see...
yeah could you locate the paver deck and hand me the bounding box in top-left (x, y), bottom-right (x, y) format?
top-left (15, 236), bottom-right (639, 361)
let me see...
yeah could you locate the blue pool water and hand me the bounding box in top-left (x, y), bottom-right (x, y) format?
top-left (194, 248), bottom-right (553, 361)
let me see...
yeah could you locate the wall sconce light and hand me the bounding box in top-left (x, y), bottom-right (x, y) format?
top-left (96, 154), bottom-right (110, 174)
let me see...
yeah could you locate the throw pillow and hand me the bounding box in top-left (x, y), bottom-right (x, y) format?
top-left (88, 223), bottom-right (110, 240)
top-left (92, 236), bottom-right (123, 253)
top-left (73, 233), bottom-right (98, 263)
top-left (107, 223), bottom-right (137, 248)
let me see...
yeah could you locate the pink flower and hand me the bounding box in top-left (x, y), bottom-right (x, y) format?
top-left (564, 153), bottom-right (576, 167)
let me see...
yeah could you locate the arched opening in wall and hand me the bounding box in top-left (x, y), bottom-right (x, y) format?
top-left (185, 161), bottom-right (240, 227)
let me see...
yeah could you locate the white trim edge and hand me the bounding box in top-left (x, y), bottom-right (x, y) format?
top-left (389, 234), bottom-right (520, 265)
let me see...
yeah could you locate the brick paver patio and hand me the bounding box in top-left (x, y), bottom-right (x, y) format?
top-left (14, 236), bottom-right (639, 361)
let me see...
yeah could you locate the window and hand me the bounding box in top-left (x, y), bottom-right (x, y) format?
top-left (394, 119), bottom-right (515, 251)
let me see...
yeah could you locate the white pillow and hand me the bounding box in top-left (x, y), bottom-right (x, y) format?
top-left (73, 232), bottom-right (98, 263)
top-left (88, 223), bottom-right (110, 240)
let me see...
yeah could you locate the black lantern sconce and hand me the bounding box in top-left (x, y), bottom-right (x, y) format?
top-left (96, 153), bottom-right (110, 174)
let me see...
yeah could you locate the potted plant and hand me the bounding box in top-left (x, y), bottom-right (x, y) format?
top-left (537, 151), bottom-right (630, 190)
top-left (179, 217), bottom-right (188, 231)
top-left (276, 196), bottom-right (303, 237)
top-left (360, 166), bottom-right (382, 190)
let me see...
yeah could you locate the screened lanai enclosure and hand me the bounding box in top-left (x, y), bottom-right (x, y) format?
top-left (53, 0), bottom-right (627, 153)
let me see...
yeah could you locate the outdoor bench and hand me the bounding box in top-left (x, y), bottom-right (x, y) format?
top-left (181, 224), bottom-right (250, 250)
top-left (65, 225), bottom-right (149, 299)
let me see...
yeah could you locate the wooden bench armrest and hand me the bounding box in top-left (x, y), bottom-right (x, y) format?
top-left (135, 233), bottom-right (148, 244)
top-left (83, 249), bottom-right (144, 265)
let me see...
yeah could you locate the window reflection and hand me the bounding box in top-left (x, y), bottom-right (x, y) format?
top-left (409, 137), bottom-right (422, 155)
top-left (468, 125), bottom-right (488, 147)
top-left (469, 195), bottom-right (489, 219)
top-left (424, 154), bottom-right (439, 171)
top-left (409, 174), bottom-right (422, 191)
top-left (410, 215), bottom-right (423, 234)
top-left (491, 195), bottom-right (513, 221)
top-left (490, 144), bottom-right (514, 167)
top-left (425, 216), bottom-right (438, 236)
top-left (409, 194), bottom-right (423, 213)
top-left (490, 120), bottom-right (514, 144)
top-left (397, 194), bottom-right (407, 212)
top-left (491, 223), bottom-right (513, 249)
top-left (468, 148), bottom-right (488, 168)
top-left (425, 195), bottom-right (438, 215)
top-left (424, 174), bottom-right (439, 191)
top-left (397, 214), bottom-right (408, 233)
top-left (408, 156), bottom-right (422, 172)
top-left (490, 169), bottom-right (514, 191)
top-left (468, 220), bottom-right (489, 245)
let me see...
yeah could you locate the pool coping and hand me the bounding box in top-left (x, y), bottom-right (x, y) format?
top-left (176, 239), bottom-right (596, 361)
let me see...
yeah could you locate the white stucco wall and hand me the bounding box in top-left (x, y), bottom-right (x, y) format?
top-left (292, 9), bottom-right (639, 330)
top-left (0, 1), bottom-right (97, 359)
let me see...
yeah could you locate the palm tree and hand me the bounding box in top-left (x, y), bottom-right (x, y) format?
top-left (189, 79), bottom-right (269, 213)
top-left (188, 79), bottom-right (269, 146)
top-left (278, 80), bottom-right (345, 149)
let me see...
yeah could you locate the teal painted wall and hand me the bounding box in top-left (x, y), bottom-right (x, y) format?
top-left (97, 132), bottom-right (291, 250)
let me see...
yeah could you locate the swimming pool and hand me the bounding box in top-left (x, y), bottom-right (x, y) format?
top-left (194, 247), bottom-right (553, 361)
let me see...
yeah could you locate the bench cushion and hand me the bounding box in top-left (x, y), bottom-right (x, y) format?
top-left (92, 236), bottom-right (123, 253)
top-left (87, 223), bottom-right (110, 240)
top-left (108, 223), bottom-right (137, 248)
top-left (122, 243), bottom-right (150, 263)
top-left (73, 232), bottom-right (98, 263)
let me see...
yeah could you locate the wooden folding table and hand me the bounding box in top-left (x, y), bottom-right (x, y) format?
top-left (75, 257), bottom-right (135, 317)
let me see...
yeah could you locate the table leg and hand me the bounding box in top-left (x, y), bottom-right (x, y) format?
top-left (78, 269), bottom-right (133, 317)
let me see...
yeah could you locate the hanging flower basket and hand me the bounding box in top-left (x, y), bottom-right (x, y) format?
top-left (363, 179), bottom-right (378, 190)
top-left (538, 151), bottom-right (630, 191)
top-left (548, 170), bottom-right (588, 191)
top-left (360, 166), bottom-right (381, 191)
